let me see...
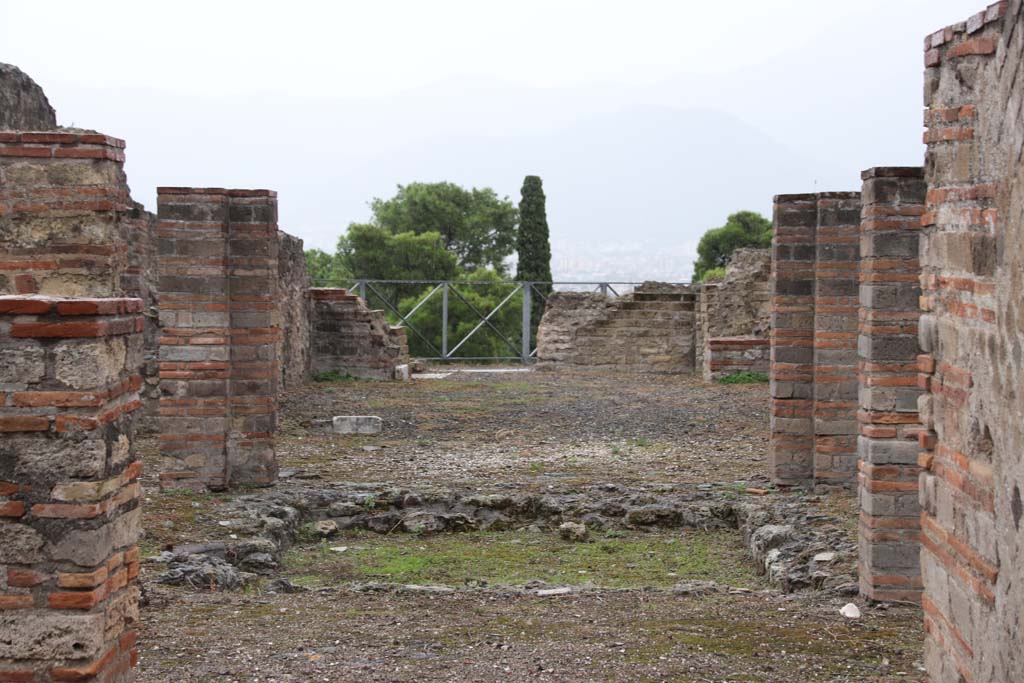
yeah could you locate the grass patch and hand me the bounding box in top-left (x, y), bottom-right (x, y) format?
top-left (281, 530), bottom-right (764, 589)
top-left (312, 370), bottom-right (354, 382)
top-left (716, 371), bottom-right (769, 385)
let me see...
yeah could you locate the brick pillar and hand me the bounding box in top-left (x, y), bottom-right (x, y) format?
top-left (0, 132), bottom-right (130, 296)
top-left (156, 188), bottom-right (279, 490)
top-left (0, 295), bottom-right (143, 683)
top-left (812, 193), bottom-right (862, 484)
top-left (770, 194), bottom-right (817, 484)
top-left (856, 167), bottom-right (926, 602)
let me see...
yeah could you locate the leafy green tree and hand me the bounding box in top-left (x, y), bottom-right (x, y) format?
top-left (336, 225), bottom-right (458, 306)
top-left (304, 248), bottom-right (350, 286)
top-left (693, 211), bottom-right (772, 281)
top-left (400, 268), bottom-right (523, 359)
top-left (515, 175), bottom-right (553, 334)
top-left (367, 182), bottom-right (518, 272)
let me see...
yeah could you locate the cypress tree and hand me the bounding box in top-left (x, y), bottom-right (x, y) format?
top-left (515, 175), bottom-right (553, 335)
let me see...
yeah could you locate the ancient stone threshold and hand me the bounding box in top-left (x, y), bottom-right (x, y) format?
top-left (148, 482), bottom-right (858, 596)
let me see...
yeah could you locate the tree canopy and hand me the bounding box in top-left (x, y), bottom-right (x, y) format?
top-left (358, 182), bottom-right (519, 273)
top-left (693, 211), bottom-right (772, 281)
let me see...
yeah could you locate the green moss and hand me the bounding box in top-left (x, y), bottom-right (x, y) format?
top-left (281, 530), bottom-right (764, 589)
top-left (716, 371), bottom-right (770, 384)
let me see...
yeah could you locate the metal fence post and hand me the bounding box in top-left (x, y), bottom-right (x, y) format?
top-left (358, 280), bottom-right (367, 301)
top-left (599, 283), bottom-right (608, 298)
top-left (442, 281), bottom-right (449, 359)
top-left (521, 282), bottom-right (532, 362)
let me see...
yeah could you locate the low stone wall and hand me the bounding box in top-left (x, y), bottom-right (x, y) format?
top-left (696, 248), bottom-right (771, 380)
top-left (707, 337), bottom-right (769, 380)
top-left (310, 288), bottom-right (409, 380)
top-left (0, 295), bottom-right (143, 683)
top-left (536, 283), bottom-right (695, 373)
top-left (276, 232), bottom-right (311, 390)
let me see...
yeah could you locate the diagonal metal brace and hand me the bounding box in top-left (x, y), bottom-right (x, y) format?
top-left (364, 281), bottom-right (443, 357)
top-left (447, 284), bottom-right (523, 357)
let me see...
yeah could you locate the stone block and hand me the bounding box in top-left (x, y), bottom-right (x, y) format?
top-left (333, 415), bottom-right (383, 435)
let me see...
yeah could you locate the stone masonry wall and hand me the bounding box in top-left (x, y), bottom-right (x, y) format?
top-left (156, 188), bottom-right (280, 491)
top-left (0, 132), bottom-right (130, 297)
top-left (695, 247), bottom-right (771, 380)
top-left (769, 192), bottom-right (862, 486)
top-left (310, 288), bottom-right (409, 380)
top-left (536, 283), bottom-right (696, 373)
top-left (0, 295), bottom-right (143, 683)
top-left (706, 337), bottom-right (770, 381)
top-left (917, 4), bottom-right (1024, 681)
top-left (122, 204), bottom-right (159, 430)
top-left (276, 231), bottom-right (311, 390)
top-left (856, 167), bottom-right (927, 603)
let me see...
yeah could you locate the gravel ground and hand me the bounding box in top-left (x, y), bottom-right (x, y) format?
top-left (138, 367), bottom-right (925, 682)
top-left (273, 367), bottom-right (771, 491)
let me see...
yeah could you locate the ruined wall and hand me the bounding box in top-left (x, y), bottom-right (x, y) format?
top-left (769, 192), bottom-right (862, 486)
top-left (0, 296), bottom-right (143, 683)
top-left (0, 63), bottom-right (57, 131)
top-left (856, 167), bottom-right (927, 603)
top-left (536, 283), bottom-right (695, 373)
top-left (276, 231), bottom-right (311, 390)
top-left (310, 288), bottom-right (409, 380)
top-left (122, 204), bottom-right (159, 429)
top-left (156, 188), bottom-right (280, 490)
top-left (695, 248), bottom-right (771, 380)
top-left (706, 337), bottom-right (769, 380)
top-left (918, 4), bottom-right (1024, 681)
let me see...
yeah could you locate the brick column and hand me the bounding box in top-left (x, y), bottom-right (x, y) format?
top-left (770, 194), bottom-right (817, 484)
top-left (0, 295), bottom-right (143, 683)
top-left (812, 193), bottom-right (862, 484)
top-left (856, 167), bottom-right (926, 602)
top-left (156, 188), bottom-right (279, 490)
top-left (0, 132), bottom-right (130, 296)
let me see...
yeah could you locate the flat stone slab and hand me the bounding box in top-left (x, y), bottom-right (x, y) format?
top-left (333, 415), bottom-right (383, 435)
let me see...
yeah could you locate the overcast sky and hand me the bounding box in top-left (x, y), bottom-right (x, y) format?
top-left (0, 0), bottom-right (983, 280)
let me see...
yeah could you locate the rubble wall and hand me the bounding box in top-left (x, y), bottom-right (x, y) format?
top-left (310, 288), bottom-right (409, 380)
top-left (918, 4), bottom-right (1024, 681)
top-left (696, 248), bottom-right (771, 380)
top-left (276, 231), bottom-right (311, 390)
top-left (536, 283), bottom-right (696, 373)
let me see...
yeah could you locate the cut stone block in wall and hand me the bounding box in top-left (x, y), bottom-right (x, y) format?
top-left (0, 295), bottom-right (143, 683)
top-left (769, 192), bottom-right (862, 486)
top-left (917, 4), bottom-right (1024, 681)
top-left (310, 288), bottom-right (410, 380)
top-left (537, 283), bottom-right (696, 373)
top-left (856, 167), bottom-right (926, 603)
top-left (157, 188), bottom-right (280, 490)
top-left (0, 132), bottom-right (131, 297)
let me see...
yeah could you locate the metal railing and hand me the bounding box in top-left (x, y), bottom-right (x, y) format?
top-left (311, 279), bottom-right (688, 363)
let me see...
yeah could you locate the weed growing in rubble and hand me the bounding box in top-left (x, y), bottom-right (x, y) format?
top-left (716, 371), bottom-right (769, 385)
